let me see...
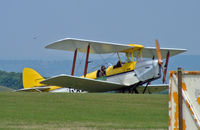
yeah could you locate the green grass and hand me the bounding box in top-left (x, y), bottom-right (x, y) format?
top-left (0, 92), bottom-right (168, 129)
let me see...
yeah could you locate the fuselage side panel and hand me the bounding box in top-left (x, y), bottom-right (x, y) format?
top-left (84, 61), bottom-right (137, 79)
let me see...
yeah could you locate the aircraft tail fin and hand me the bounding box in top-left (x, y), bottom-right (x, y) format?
top-left (23, 68), bottom-right (45, 88)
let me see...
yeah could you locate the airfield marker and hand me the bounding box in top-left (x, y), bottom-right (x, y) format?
top-left (178, 68), bottom-right (183, 130)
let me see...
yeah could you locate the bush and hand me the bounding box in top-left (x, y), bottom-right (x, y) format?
top-left (0, 70), bottom-right (23, 90)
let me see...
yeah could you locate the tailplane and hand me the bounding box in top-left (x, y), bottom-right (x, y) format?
top-left (23, 68), bottom-right (45, 88)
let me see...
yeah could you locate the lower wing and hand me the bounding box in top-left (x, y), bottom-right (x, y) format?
top-left (41, 75), bottom-right (124, 92)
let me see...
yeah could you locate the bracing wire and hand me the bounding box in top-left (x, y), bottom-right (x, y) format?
top-left (87, 52), bottom-right (116, 72)
top-left (76, 52), bottom-right (84, 75)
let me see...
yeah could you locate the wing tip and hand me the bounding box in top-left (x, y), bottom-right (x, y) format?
top-left (45, 38), bottom-right (75, 49)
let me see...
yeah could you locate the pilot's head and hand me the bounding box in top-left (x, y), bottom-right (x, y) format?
top-left (101, 66), bottom-right (106, 71)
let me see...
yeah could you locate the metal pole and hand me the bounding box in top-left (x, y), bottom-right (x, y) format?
top-left (178, 67), bottom-right (183, 130)
top-left (84, 45), bottom-right (90, 77)
top-left (71, 49), bottom-right (77, 76)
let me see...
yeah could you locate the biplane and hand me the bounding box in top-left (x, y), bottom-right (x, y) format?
top-left (42, 38), bottom-right (186, 93)
top-left (18, 38), bottom-right (186, 93)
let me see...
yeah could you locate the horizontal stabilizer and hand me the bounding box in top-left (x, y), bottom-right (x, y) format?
top-left (141, 84), bottom-right (169, 87)
top-left (41, 74), bottom-right (124, 92)
top-left (15, 86), bottom-right (51, 92)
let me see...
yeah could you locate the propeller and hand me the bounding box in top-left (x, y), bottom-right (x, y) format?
top-left (155, 40), bottom-right (170, 83)
top-left (143, 40), bottom-right (170, 94)
top-left (155, 39), bottom-right (163, 67)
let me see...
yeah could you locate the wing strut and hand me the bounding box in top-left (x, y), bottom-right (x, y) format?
top-left (71, 49), bottom-right (77, 76)
top-left (84, 44), bottom-right (90, 77)
top-left (162, 51), bottom-right (170, 83)
top-left (117, 52), bottom-right (122, 66)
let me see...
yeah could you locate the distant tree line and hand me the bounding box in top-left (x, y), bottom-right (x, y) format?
top-left (0, 70), bottom-right (23, 90)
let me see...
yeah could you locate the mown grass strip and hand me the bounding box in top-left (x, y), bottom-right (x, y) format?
top-left (0, 92), bottom-right (168, 129)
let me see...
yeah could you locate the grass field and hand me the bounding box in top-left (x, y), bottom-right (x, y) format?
top-left (0, 92), bottom-right (168, 129)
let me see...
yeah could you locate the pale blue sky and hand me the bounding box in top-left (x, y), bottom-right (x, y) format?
top-left (0, 0), bottom-right (199, 60)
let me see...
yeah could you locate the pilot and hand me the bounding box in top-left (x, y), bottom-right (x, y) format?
top-left (97, 65), bottom-right (106, 77)
top-left (117, 61), bottom-right (122, 67)
top-left (113, 60), bottom-right (125, 69)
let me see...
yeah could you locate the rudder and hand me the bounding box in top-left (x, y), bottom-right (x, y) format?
top-left (23, 68), bottom-right (45, 88)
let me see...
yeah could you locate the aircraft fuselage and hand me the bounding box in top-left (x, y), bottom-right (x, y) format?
top-left (85, 60), bottom-right (161, 89)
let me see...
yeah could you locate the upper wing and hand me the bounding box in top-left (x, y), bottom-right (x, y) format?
top-left (15, 86), bottom-right (51, 92)
top-left (45, 38), bottom-right (186, 57)
top-left (41, 74), bottom-right (124, 92)
top-left (142, 47), bottom-right (186, 59)
top-left (45, 38), bottom-right (132, 54)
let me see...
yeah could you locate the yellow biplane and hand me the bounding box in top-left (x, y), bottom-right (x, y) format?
top-left (18, 38), bottom-right (186, 93)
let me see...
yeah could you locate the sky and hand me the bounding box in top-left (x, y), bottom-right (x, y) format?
top-left (0, 0), bottom-right (200, 60)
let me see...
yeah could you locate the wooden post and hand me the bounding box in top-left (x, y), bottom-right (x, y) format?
top-left (71, 49), bottom-right (77, 76)
top-left (178, 67), bottom-right (183, 130)
top-left (84, 45), bottom-right (90, 77)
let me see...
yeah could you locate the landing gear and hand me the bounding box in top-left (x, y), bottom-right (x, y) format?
top-left (118, 87), bottom-right (139, 94)
top-left (127, 87), bottom-right (138, 94)
top-left (132, 87), bottom-right (139, 94)
top-left (118, 82), bottom-right (152, 94)
top-left (126, 84), bottom-right (139, 94)
top-left (142, 82), bottom-right (151, 94)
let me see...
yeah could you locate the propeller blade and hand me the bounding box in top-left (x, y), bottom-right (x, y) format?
top-left (162, 51), bottom-right (170, 83)
top-left (155, 40), bottom-right (163, 67)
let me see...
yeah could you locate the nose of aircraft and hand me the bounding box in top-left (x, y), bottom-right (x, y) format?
top-left (153, 60), bottom-right (162, 77)
top-left (134, 60), bottom-right (161, 82)
top-left (155, 59), bottom-right (162, 70)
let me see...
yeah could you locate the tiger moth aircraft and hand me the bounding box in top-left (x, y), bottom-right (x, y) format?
top-left (19, 38), bottom-right (186, 93)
